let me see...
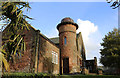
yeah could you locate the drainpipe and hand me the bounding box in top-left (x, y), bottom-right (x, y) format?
top-left (60, 49), bottom-right (62, 75)
top-left (35, 30), bottom-right (40, 73)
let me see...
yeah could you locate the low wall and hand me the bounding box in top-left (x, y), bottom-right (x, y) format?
top-left (82, 68), bottom-right (89, 75)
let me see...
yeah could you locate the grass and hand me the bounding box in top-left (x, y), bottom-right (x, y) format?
top-left (2, 73), bottom-right (120, 78)
top-left (60, 75), bottom-right (120, 78)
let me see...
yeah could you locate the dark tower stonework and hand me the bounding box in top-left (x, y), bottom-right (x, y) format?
top-left (57, 17), bottom-right (79, 74)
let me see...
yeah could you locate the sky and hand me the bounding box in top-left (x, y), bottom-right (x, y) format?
top-left (23, 2), bottom-right (118, 66)
top-left (0, 2), bottom-right (118, 66)
top-left (23, 0), bottom-right (106, 2)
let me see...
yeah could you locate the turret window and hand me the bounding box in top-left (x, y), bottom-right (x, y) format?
top-left (64, 37), bottom-right (67, 45)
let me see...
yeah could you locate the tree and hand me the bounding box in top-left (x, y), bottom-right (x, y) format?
top-left (106, 0), bottom-right (120, 9)
top-left (100, 28), bottom-right (120, 69)
top-left (0, 1), bottom-right (31, 71)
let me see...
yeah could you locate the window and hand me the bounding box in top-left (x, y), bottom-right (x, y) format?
top-left (80, 45), bottom-right (82, 52)
top-left (64, 37), bottom-right (67, 45)
top-left (52, 52), bottom-right (54, 63)
top-left (52, 51), bottom-right (58, 64)
top-left (56, 53), bottom-right (58, 64)
top-left (54, 52), bottom-right (56, 63)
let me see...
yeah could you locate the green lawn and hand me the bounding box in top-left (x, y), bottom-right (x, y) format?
top-left (59, 75), bottom-right (120, 78)
top-left (2, 73), bottom-right (120, 78)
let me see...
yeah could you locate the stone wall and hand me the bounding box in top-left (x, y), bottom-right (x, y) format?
top-left (58, 24), bottom-right (78, 73)
top-left (86, 57), bottom-right (97, 73)
top-left (38, 34), bottom-right (60, 74)
top-left (76, 32), bottom-right (86, 72)
top-left (2, 25), bottom-right (60, 74)
top-left (82, 68), bottom-right (89, 75)
top-left (9, 27), bottom-right (37, 72)
top-left (2, 26), bottom-right (38, 73)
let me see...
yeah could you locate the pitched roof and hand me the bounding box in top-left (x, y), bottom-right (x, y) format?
top-left (50, 32), bottom-right (81, 44)
top-left (50, 37), bottom-right (59, 44)
top-left (2, 19), bottom-right (59, 48)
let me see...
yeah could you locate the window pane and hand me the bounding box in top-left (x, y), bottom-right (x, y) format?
top-left (56, 53), bottom-right (58, 64)
top-left (64, 37), bottom-right (67, 45)
top-left (52, 52), bottom-right (54, 63)
top-left (54, 52), bottom-right (56, 64)
top-left (80, 45), bottom-right (81, 52)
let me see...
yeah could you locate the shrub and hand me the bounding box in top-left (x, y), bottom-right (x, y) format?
top-left (2, 73), bottom-right (120, 78)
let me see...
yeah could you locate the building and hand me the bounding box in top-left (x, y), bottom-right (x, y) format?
top-left (2, 17), bottom-right (97, 74)
top-left (86, 57), bottom-right (97, 73)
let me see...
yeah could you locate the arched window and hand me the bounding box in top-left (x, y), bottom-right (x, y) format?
top-left (64, 36), bottom-right (67, 45)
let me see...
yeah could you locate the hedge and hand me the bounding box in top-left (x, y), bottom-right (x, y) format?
top-left (1, 73), bottom-right (120, 78)
top-left (1, 73), bottom-right (53, 78)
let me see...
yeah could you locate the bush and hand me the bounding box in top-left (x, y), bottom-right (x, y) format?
top-left (60, 75), bottom-right (120, 78)
top-left (2, 73), bottom-right (120, 78)
top-left (2, 72), bottom-right (44, 78)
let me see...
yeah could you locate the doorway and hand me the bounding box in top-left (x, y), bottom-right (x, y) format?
top-left (63, 58), bottom-right (69, 74)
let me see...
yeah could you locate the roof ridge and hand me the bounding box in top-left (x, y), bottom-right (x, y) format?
top-left (50, 37), bottom-right (59, 39)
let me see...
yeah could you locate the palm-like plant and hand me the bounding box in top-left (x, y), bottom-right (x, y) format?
top-left (1, 2), bottom-right (32, 30)
top-left (0, 1), bottom-right (32, 72)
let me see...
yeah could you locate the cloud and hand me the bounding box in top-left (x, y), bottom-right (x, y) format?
top-left (77, 19), bottom-right (98, 42)
top-left (77, 19), bottom-right (102, 65)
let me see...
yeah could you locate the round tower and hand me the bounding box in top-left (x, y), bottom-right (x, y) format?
top-left (57, 17), bottom-right (78, 74)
